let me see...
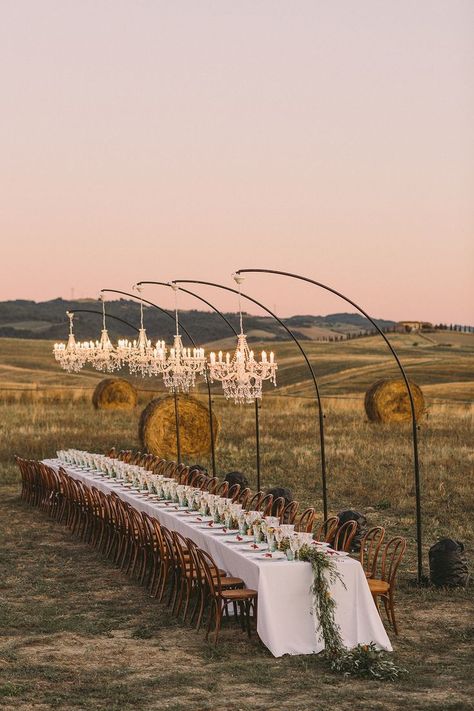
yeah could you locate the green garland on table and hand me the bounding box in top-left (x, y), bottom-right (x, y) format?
top-left (298, 544), bottom-right (407, 681)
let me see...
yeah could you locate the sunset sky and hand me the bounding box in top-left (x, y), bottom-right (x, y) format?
top-left (1, 1), bottom-right (473, 323)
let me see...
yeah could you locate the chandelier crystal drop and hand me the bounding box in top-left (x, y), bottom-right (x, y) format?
top-left (208, 275), bottom-right (277, 404)
top-left (116, 287), bottom-right (168, 376)
top-left (53, 311), bottom-right (89, 373)
top-left (161, 284), bottom-right (206, 393)
top-left (87, 297), bottom-right (120, 373)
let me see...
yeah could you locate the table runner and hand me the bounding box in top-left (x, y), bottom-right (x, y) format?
top-left (45, 460), bottom-right (392, 657)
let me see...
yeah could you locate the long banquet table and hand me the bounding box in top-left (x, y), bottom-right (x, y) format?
top-left (45, 459), bottom-right (392, 657)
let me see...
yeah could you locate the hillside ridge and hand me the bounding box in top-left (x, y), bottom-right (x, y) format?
top-left (0, 298), bottom-right (397, 342)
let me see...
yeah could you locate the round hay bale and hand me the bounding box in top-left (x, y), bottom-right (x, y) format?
top-left (92, 378), bottom-right (138, 411)
top-left (139, 395), bottom-right (220, 459)
top-left (364, 378), bottom-right (424, 423)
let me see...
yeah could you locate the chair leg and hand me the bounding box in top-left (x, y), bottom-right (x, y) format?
top-left (388, 593), bottom-right (399, 635)
top-left (214, 602), bottom-right (223, 646)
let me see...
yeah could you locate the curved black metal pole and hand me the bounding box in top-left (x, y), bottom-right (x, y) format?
top-left (69, 309), bottom-right (139, 334)
top-left (172, 279), bottom-right (329, 519)
top-left (137, 280), bottom-right (264, 491)
top-left (100, 288), bottom-right (215, 474)
top-left (237, 268), bottom-right (423, 583)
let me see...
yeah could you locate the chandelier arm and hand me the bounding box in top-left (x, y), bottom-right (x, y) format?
top-left (236, 267), bottom-right (423, 584)
top-left (173, 278), bottom-right (328, 518)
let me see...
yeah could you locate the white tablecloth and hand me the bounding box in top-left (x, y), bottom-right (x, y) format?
top-left (46, 460), bottom-right (392, 657)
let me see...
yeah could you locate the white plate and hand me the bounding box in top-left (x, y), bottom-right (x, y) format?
top-left (260, 551), bottom-right (286, 561)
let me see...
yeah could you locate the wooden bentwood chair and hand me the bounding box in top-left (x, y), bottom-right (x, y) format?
top-left (359, 526), bottom-right (385, 578)
top-left (315, 516), bottom-right (339, 544)
top-left (196, 548), bottom-right (257, 645)
top-left (368, 536), bottom-right (406, 635)
top-left (333, 520), bottom-right (358, 552)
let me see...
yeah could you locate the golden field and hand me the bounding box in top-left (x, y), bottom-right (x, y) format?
top-left (0, 333), bottom-right (473, 710)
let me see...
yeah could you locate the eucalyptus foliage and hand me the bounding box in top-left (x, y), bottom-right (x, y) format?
top-left (298, 544), bottom-right (407, 681)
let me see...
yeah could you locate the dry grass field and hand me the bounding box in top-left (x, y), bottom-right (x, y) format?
top-left (0, 334), bottom-right (473, 710)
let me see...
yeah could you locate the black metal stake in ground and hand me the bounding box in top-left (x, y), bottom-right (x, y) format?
top-left (172, 279), bottom-right (328, 518)
top-left (237, 268), bottom-right (423, 584)
top-left (136, 280), bottom-right (266, 489)
top-left (100, 288), bottom-right (216, 474)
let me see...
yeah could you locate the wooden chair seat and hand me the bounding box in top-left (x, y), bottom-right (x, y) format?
top-left (368, 579), bottom-right (390, 594)
top-left (216, 587), bottom-right (257, 601)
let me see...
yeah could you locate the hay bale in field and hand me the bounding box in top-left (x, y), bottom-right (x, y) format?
top-left (364, 378), bottom-right (424, 423)
top-left (139, 395), bottom-right (219, 459)
top-left (92, 378), bottom-right (138, 411)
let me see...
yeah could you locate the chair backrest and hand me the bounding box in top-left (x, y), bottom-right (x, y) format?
top-left (380, 537), bottom-right (407, 589)
top-left (171, 530), bottom-right (193, 575)
top-left (202, 477), bottom-right (218, 494)
top-left (130, 451), bottom-right (142, 465)
top-left (296, 507), bottom-right (315, 532)
top-left (227, 483), bottom-right (241, 502)
top-left (196, 548), bottom-right (222, 595)
top-left (192, 473), bottom-right (208, 489)
top-left (150, 516), bottom-right (167, 559)
top-left (247, 492), bottom-right (264, 511)
top-left (153, 459), bottom-right (167, 476)
top-left (238, 488), bottom-right (252, 508)
top-left (281, 500), bottom-right (299, 524)
top-left (163, 461), bottom-right (178, 478)
top-left (333, 520), bottom-right (358, 552)
top-left (215, 481), bottom-right (229, 497)
top-left (186, 538), bottom-right (205, 588)
top-left (260, 494), bottom-right (274, 516)
top-left (315, 516), bottom-right (339, 544)
top-left (359, 526), bottom-right (385, 577)
top-left (271, 497), bottom-right (286, 519)
top-left (178, 466), bottom-right (190, 484)
top-left (160, 525), bottom-right (177, 566)
top-left (140, 511), bottom-right (156, 548)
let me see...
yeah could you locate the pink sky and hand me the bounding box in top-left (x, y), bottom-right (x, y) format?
top-left (1, 1), bottom-right (473, 323)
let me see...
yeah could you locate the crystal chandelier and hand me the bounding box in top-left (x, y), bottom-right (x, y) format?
top-left (87, 296), bottom-right (119, 373)
top-left (208, 275), bottom-right (277, 404)
top-left (116, 286), bottom-right (167, 376)
top-left (161, 284), bottom-right (206, 393)
top-left (53, 311), bottom-right (89, 373)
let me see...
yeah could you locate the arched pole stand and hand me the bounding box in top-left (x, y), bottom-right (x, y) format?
top-left (172, 279), bottom-right (329, 520)
top-left (237, 268), bottom-right (423, 584)
top-left (100, 288), bottom-right (216, 474)
top-left (137, 281), bottom-right (265, 490)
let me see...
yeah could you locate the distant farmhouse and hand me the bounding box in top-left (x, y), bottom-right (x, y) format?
top-left (398, 321), bottom-right (433, 333)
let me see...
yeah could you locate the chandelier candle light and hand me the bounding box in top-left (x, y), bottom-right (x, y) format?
top-left (53, 311), bottom-right (90, 373)
top-left (116, 286), bottom-right (167, 376)
top-left (208, 274), bottom-right (277, 404)
top-left (161, 283), bottom-right (206, 393)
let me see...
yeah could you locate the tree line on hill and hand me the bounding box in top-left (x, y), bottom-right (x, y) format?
top-left (0, 298), bottom-right (399, 343)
